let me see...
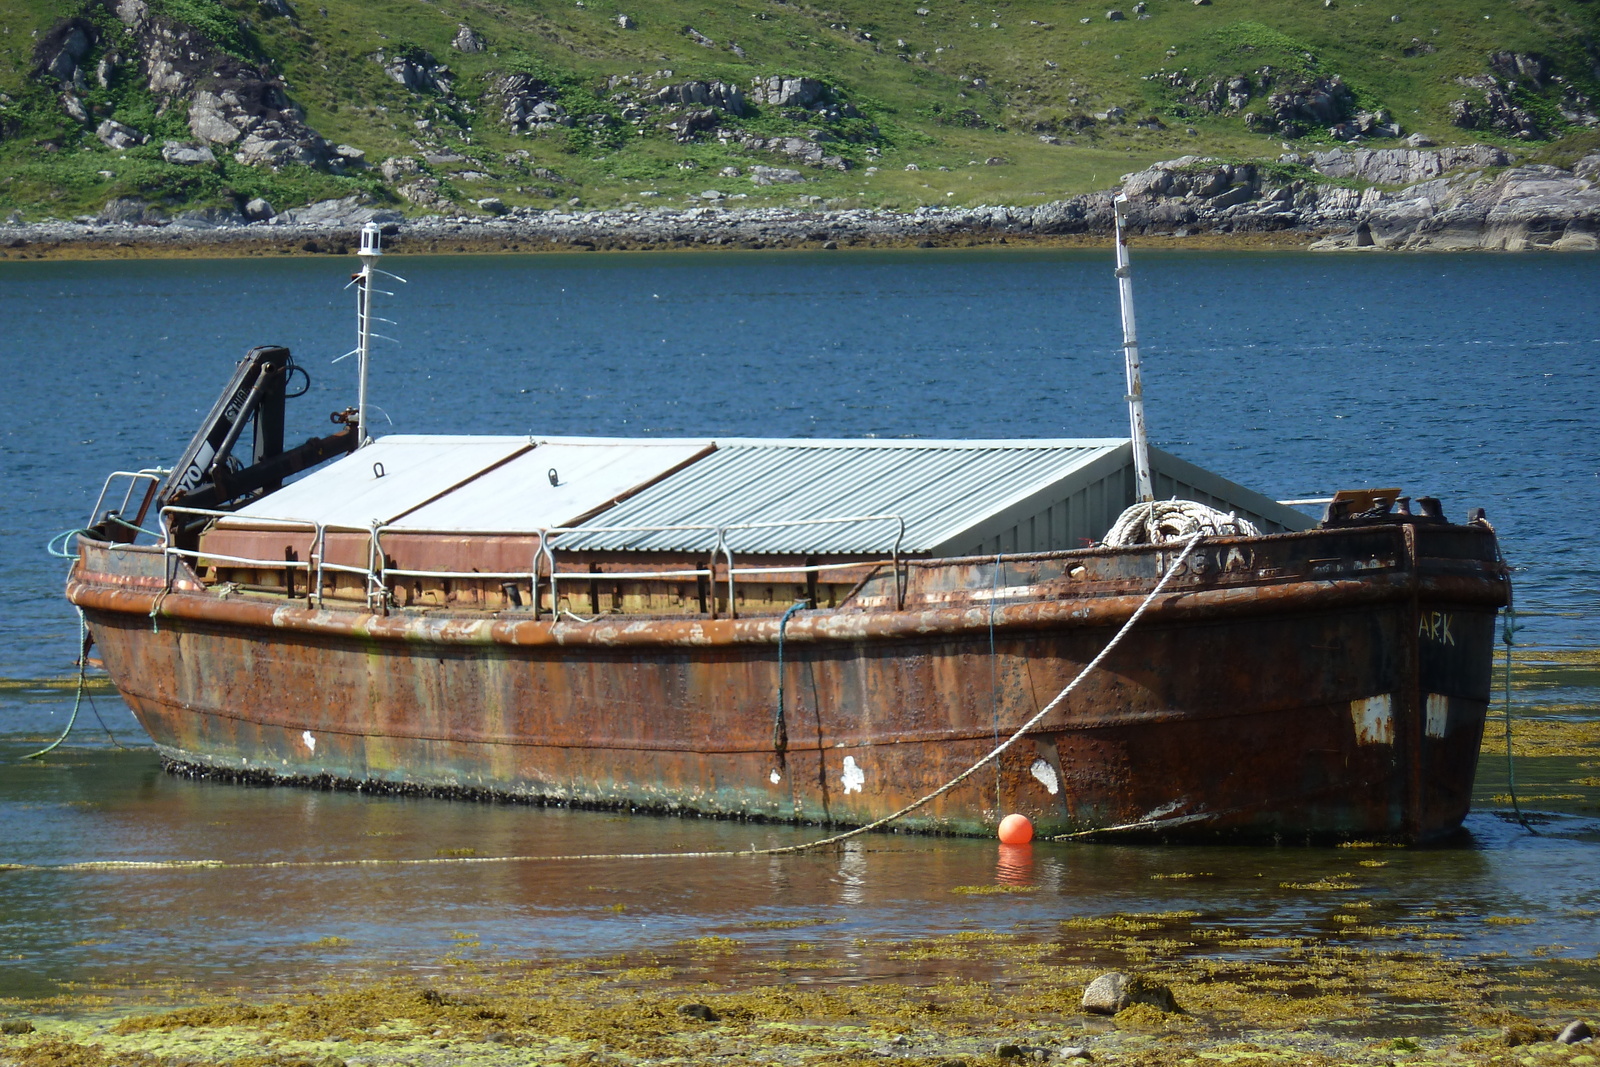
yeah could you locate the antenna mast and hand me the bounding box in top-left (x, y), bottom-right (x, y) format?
top-left (1113, 195), bottom-right (1155, 503)
top-left (354, 222), bottom-right (382, 446)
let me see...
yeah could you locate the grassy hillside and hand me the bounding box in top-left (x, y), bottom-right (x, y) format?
top-left (1, 0), bottom-right (1597, 219)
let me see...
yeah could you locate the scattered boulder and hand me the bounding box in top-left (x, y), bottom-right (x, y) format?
top-left (0, 1020), bottom-right (35, 1035)
top-left (475, 197), bottom-right (507, 214)
top-left (161, 140), bottom-right (215, 164)
top-left (616, 14), bottom-right (635, 28)
top-left (685, 27), bottom-right (715, 47)
top-left (96, 118), bottom-right (147, 149)
top-left (1106, 9), bottom-right (1125, 20)
top-left (333, 143), bottom-right (366, 165)
top-left (451, 24), bottom-right (486, 53)
top-left (1081, 972), bottom-right (1179, 1015)
top-left (749, 164), bottom-right (805, 184)
top-left (380, 155), bottom-right (420, 181)
top-left (1557, 1020), bottom-right (1594, 1045)
top-left (243, 197), bottom-right (275, 221)
top-left (60, 92), bottom-right (89, 123)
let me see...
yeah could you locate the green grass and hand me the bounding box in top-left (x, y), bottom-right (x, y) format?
top-left (1, 0), bottom-right (1596, 218)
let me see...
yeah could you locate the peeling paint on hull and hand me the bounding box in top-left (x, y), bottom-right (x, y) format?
top-left (68, 522), bottom-right (1507, 842)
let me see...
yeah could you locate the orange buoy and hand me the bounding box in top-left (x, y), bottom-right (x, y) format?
top-left (997, 813), bottom-right (1034, 845)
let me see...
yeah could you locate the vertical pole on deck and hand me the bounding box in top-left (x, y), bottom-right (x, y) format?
top-left (355, 222), bottom-right (382, 447)
top-left (1113, 195), bottom-right (1155, 503)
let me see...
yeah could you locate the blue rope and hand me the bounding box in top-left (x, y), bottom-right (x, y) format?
top-left (774, 600), bottom-right (808, 763)
top-left (47, 528), bottom-right (89, 560)
top-left (23, 610), bottom-right (88, 760)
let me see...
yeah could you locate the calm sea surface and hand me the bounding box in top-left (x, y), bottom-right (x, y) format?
top-left (1, 249), bottom-right (1596, 1006)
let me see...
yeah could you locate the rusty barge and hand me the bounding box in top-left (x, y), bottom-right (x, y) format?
top-left (63, 223), bottom-right (1508, 842)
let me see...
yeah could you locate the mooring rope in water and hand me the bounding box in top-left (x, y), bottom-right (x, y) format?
top-left (1499, 569), bottom-right (1538, 835)
top-left (20, 610), bottom-right (90, 762)
top-left (4, 535), bottom-right (1204, 873)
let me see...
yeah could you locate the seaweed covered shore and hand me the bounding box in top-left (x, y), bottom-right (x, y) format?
top-left (4, 903), bottom-right (1599, 1067)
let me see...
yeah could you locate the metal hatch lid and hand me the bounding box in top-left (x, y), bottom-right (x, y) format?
top-left (220, 435), bottom-right (531, 530)
top-left (391, 438), bottom-right (714, 533)
top-left (559, 438), bottom-right (1129, 554)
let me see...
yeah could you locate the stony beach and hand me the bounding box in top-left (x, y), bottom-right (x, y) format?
top-left (4, 146), bottom-right (1597, 260)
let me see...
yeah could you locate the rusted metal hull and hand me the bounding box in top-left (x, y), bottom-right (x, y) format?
top-left (67, 522), bottom-right (1506, 842)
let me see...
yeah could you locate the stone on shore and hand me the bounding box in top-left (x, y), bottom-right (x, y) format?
top-left (1081, 972), bottom-right (1179, 1015)
top-left (1557, 1020), bottom-right (1593, 1044)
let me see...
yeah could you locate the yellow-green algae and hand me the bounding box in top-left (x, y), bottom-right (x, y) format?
top-left (4, 918), bottom-right (1597, 1067)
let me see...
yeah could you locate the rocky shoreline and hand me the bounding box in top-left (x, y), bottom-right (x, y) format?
top-left (3, 145), bottom-right (1596, 259)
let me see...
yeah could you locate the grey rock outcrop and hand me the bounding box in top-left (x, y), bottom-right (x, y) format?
top-left (1106, 144), bottom-right (1596, 252)
top-left (88, 1), bottom-right (336, 168)
top-left (491, 73), bottom-right (570, 132)
top-left (751, 75), bottom-right (825, 109)
top-left (1450, 72), bottom-right (1541, 138)
top-left (381, 49), bottom-right (453, 96)
top-left (451, 25), bottom-right (486, 53)
top-left (266, 195), bottom-right (400, 227)
top-left (1307, 145), bottom-right (1508, 185)
top-left (99, 196), bottom-right (163, 224)
top-left (651, 80), bottom-right (748, 116)
top-left (35, 19), bottom-right (95, 89)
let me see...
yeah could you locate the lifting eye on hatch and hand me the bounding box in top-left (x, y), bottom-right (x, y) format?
top-left (548, 468), bottom-right (560, 487)
top-left (373, 462), bottom-right (386, 479)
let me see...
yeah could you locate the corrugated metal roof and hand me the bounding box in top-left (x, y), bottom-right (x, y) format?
top-left (559, 439), bottom-right (1126, 554)
top-left (391, 439), bottom-right (712, 532)
top-left (225, 435), bottom-right (530, 529)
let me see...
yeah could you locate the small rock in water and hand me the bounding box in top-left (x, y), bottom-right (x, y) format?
top-left (994, 1044), bottom-right (1025, 1059)
top-left (1060, 1048), bottom-right (1092, 1061)
top-left (1557, 1020), bottom-right (1593, 1044)
top-left (677, 1002), bottom-right (719, 1022)
top-left (0, 1020), bottom-right (36, 1035)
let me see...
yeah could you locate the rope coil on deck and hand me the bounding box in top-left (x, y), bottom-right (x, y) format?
top-left (5, 533), bottom-right (1206, 874)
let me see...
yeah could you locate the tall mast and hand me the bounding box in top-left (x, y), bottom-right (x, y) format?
top-left (1113, 194), bottom-right (1155, 503)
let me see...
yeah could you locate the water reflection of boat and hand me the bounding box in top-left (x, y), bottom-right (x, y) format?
top-left (64, 224), bottom-right (1508, 843)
